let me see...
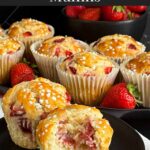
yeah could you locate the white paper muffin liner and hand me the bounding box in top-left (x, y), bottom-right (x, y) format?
top-left (31, 40), bottom-right (90, 83)
top-left (56, 61), bottom-right (119, 106)
top-left (120, 61), bottom-right (150, 108)
top-left (0, 42), bottom-right (25, 84)
top-left (7, 25), bottom-right (55, 60)
top-left (90, 41), bottom-right (146, 64)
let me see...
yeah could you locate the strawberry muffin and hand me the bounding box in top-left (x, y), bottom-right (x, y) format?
top-left (0, 26), bottom-right (6, 37)
top-left (57, 51), bottom-right (119, 106)
top-left (36, 105), bottom-right (113, 150)
top-left (8, 18), bottom-right (54, 59)
top-left (91, 34), bottom-right (145, 63)
top-left (0, 37), bottom-right (25, 84)
top-left (31, 36), bottom-right (89, 82)
top-left (121, 52), bottom-right (150, 107)
top-left (2, 77), bottom-right (71, 149)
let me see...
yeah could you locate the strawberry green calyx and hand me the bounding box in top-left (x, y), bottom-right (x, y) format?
top-left (127, 83), bottom-right (142, 104)
top-left (112, 6), bottom-right (125, 12)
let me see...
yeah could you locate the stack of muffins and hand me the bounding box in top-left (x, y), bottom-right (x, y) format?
top-left (0, 17), bottom-right (150, 150)
top-left (31, 35), bottom-right (89, 82)
top-left (0, 18), bottom-right (55, 85)
top-left (2, 77), bottom-right (113, 150)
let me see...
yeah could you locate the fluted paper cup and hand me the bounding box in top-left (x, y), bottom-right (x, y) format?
top-left (120, 61), bottom-right (150, 107)
top-left (0, 42), bottom-right (25, 84)
top-left (56, 61), bottom-right (119, 106)
top-left (7, 25), bottom-right (55, 61)
top-left (31, 40), bottom-right (90, 83)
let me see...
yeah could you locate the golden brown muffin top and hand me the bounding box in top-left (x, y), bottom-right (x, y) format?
top-left (37, 36), bottom-right (88, 58)
top-left (2, 78), bottom-right (71, 119)
top-left (8, 18), bottom-right (52, 39)
top-left (126, 52), bottom-right (150, 74)
top-left (92, 34), bottom-right (144, 58)
top-left (60, 51), bottom-right (115, 76)
top-left (0, 37), bottom-right (21, 55)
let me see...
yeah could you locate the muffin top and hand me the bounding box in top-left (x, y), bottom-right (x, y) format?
top-left (8, 18), bottom-right (52, 39)
top-left (0, 37), bottom-right (21, 55)
top-left (126, 52), bottom-right (150, 74)
top-left (2, 78), bottom-right (71, 120)
top-left (60, 51), bottom-right (115, 76)
top-left (92, 34), bottom-right (144, 58)
top-left (37, 36), bottom-right (88, 58)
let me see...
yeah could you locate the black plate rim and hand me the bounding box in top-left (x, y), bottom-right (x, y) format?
top-left (102, 112), bottom-right (145, 150)
top-left (0, 112), bottom-right (145, 150)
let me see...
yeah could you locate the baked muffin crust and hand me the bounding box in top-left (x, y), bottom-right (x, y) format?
top-left (92, 34), bottom-right (144, 58)
top-left (60, 51), bottom-right (115, 76)
top-left (8, 18), bottom-right (52, 39)
top-left (37, 36), bottom-right (87, 58)
top-left (126, 52), bottom-right (150, 74)
top-left (3, 77), bottom-right (71, 120)
top-left (0, 37), bottom-right (21, 55)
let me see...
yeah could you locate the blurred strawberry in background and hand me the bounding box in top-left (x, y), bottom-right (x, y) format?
top-left (65, 6), bottom-right (86, 18)
top-left (65, 5), bottom-right (147, 21)
top-left (101, 6), bottom-right (125, 21)
top-left (127, 6), bottom-right (147, 13)
top-left (79, 7), bottom-right (101, 21)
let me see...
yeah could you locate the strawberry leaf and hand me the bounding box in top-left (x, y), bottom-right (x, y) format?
top-left (113, 6), bottom-right (125, 12)
top-left (127, 83), bottom-right (142, 104)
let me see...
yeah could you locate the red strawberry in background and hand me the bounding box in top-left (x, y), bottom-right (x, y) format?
top-left (10, 63), bottom-right (35, 86)
top-left (101, 6), bottom-right (125, 21)
top-left (65, 6), bottom-right (86, 18)
top-left (123, 7), bottom-right (140, 20)
top-left (127, 6), bottom-right (147, 13)
top-left (101, 83), bottom-right (142, 109)
top-left (78, 8), bottom-right (101, 21)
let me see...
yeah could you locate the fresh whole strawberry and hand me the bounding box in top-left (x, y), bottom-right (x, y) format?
top-left (123, 7), bottom-right (140, 20)
top-left (78, 8), bottom-right (101, 21)
top-left (101, 6), bottom-right (125, 21)
top-left (123, 7), bottom-right (131, 20)
top-left (10, 63), bottom-right (35, 86)
top-left (65, 6), bottom-right (86, 18)
top-left (127, 6), bottom-right (147, 13)
top-left (101, 83), bottom-right (141, 109)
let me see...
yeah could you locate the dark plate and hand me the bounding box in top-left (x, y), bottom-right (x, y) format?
top-left (0, 113), bottom-right (145, 150)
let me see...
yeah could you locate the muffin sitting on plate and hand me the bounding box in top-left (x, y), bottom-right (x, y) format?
top-left (31, 36), bottom-right (89, 82)
top-left (36, 105), bottom-right (113, 150)
top-left (0, 37), bottom-right (25, 84)
top-left (8, 18), bottom-right (55, 59)
top-left (121, 52), bottom-right (150, 107)
top-left (91, 34), bottom-right (145, 63)
top-left (2, 77), bottom-right (71, 149)
top-left (57, 51), bottom-right (119, 106)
